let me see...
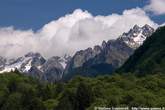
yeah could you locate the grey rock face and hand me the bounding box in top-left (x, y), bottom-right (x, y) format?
top-left (0, 56), bottom-right (6, 70)
top-left (64, 24), bottom-right (154, 79)
top-left (41, 57), bottom-right (64, 82)
top-left (72, 48), bottom-right (96, 68)
top-left (20, 52), bottom-right (46, 73)
top-left (27, 66), bottom-right (43, 79)
top-left (24, 52), bottom-right (46, 67)
top-left (0, 52), bottom-right (71, 82)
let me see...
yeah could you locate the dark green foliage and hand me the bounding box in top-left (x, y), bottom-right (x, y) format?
top-left (0, 73), bottom-right (58, 110)
top-left (63, 63), bottom-right (114, 81)
top-left (55, 88), bottom-right (76, 110)
top-left (0, 72), bottom-right (165, 110)
top-left (55, 74), bottom-right (165, 110)
top-left (76, 82), bottom-right (94, 110)
top-left (118, 26), bottom-right (165, 74)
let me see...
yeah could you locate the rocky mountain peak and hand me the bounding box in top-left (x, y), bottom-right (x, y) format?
top-left (102, 40), bottom-right (107, 49)
top-left (120, 24), bottom-right (154, 48)
top-left (142, 24), bottom-right (155, 36)
top-left (25, 52), bottom-right (42, 58)
top-left (93, 45), bottom-right (102, 55)
top-left (142, 24), bottom-right (154, 30)
top-left (0, 56), bottom-right (6, 69)
top-left (132, 24), bottom-right (141, 31)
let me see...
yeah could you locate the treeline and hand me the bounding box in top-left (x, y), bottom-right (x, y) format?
top-left (0, 72), bottom-right (165, 110)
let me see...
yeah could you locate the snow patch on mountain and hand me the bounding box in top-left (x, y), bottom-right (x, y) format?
top-left (120, 24), bottom-right (154, 48)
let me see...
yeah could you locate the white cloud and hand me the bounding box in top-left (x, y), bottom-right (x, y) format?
top-left (160, 22), bottom-right (165, 26)
top-left (144, 0), bottom-right (165, 15)
top-left (0, 8), bottom-right (158, 58)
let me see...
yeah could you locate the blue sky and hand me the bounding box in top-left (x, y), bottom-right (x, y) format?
top-left (0, 0), bottom-right (164, 58)
top-left (0, 0), bottom-right (164, 30)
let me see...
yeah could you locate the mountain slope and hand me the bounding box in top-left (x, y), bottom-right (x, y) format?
top-left (64, 24), bottom-right (154, 80)
top-left (118, 26), bottom-right (165, 74)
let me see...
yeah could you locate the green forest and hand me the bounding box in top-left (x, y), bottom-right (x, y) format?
top-left (0, 72), bottom-right (165, 110)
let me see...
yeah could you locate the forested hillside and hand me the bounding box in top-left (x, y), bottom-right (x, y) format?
top-left (0, 72), bottom-right (165, 110)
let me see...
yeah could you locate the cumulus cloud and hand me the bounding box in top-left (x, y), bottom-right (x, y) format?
top-left (0, 8), bottom-right (158, 58)
top-left (144, 0), bottom-right (165, 15)
top-left (160, 22), bottom-right (165, 26)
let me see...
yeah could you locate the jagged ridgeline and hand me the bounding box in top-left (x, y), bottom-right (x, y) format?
top-left (0, 24), bottom-right (154, 82)
top-left (63, 24), bottom-right (154, 80)
top-left (118, 26), bottom-right (165, 74)
top-left (0, 52), bottom-right (71, 82)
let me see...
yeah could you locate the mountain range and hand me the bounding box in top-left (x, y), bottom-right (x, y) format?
top-left (0, 53), bottom-right (71, 82)
top-left (0, 24), bottom-right (154, 82)
top-left (63, 24), bottom-right (154, 80)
